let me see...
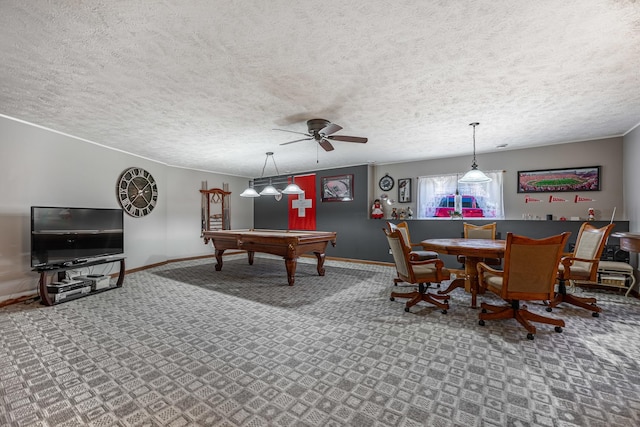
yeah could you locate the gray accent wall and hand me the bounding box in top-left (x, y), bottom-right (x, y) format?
top-left (251, 163), bottom-right (629, 267)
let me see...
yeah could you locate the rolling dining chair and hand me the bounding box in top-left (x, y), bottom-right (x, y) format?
top-left (477, 232), bottom-right (570, 340)
top-left (458, 222), bottom-right (501, 266)
top-left (387, 221), bottom-right (439, 285)
top-left (546, 222), bottom-right (614, 317)
top-left (384, 227), bottom-right (450, 313)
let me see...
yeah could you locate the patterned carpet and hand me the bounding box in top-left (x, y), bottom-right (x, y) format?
top-left (1, 255), bottom-right (640, 427)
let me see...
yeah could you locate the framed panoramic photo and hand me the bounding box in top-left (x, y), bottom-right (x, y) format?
top-left (398, 178), bottom-right (411, 203)
top-left (321, 174), bottom-right (354, 202)
top-left (517, 166), bottom-right (601, 193)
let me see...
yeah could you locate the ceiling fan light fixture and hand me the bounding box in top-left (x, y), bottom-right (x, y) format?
top-left (274, 119), bottom-right (367, 152)
top-left (458, 122), bottom-right (492, 184)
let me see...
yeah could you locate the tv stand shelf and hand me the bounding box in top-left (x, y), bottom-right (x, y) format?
top-left (34, 257), bottom-right (126, 306)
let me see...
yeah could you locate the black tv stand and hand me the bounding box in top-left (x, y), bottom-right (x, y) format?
top-left (34, 257), bottom-right (126, 306)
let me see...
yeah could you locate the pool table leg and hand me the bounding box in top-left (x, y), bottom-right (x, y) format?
top-left (314, 252), bottom-right (326, 276)
top-left (214, 249), bottom-right (225, 271)
top-left (285, 257), bottom-right (297, 286)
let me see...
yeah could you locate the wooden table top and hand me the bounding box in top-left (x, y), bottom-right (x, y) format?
top-left (612, 232), bottom-right (640, 252)
top-left (420, 238), bottom-right (506, 258)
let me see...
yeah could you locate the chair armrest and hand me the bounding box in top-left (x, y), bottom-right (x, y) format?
top-left (559, 256), bottom-right (600, 279)
top-left (409, 257), bottom-right (448, 281)
top-left (408, 257), bottom-right (444, 268)
top-left (561, 256), bottom-right (600, 265)
top-left (477, 262), bottom-right (503, 277)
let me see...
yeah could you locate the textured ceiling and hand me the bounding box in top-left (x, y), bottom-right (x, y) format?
top-left (1, 1), bottom-right (639, 177)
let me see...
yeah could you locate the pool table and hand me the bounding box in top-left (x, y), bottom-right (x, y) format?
top-left (202, 229), bottom-right (337, 285)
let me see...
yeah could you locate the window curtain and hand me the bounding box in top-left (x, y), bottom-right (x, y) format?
top-left (417, 170), bottom-right (504, 219)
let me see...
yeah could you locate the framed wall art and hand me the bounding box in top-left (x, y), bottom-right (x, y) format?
top-left (517, 166), bottom-right (601, 193)
top-left (398, 178), bottom-right (411, 203)
top-left (321, 174), bottom-right (353, 202)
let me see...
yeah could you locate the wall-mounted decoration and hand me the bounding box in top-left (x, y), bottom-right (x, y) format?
top-left (398, 178), bottom-right (411, 203)
top-left (378, 174), bottom-right (394, 191)
top-left (117, 167), bottom-right (158, 217)
top-left (200, 184), bottom-right (231, 243)
top-left (517, 166), bottom-right (601, 193)
top-left (321, 174), bottom-right (353, 202)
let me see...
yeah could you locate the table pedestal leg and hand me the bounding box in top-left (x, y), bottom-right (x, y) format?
top-left (247, 251), bottom-right (255, 265)
top-left (438, 277), bottom-right (465, 295)
top-left (466, 257), bottom-right (481, 308)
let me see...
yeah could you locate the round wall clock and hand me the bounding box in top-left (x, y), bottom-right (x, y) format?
top-left (379, 174), bottom-right (394, 191)
top-left (116, 167), bottom-right (158, 217)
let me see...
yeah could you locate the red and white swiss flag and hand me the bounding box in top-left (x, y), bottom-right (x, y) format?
top-left (288, 174), bottom-right (316, 230)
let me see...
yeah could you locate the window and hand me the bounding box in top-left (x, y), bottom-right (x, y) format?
top-left (416, 171), bottom-right (504, 219)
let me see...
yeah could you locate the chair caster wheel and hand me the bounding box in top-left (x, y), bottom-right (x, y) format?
top-left (404, 307), bottom-right (410, 313)
top-left (478, 320), bottom-right (485, 326)
top-left (444, 299), bottom-right (449, 304)
top-left (481, 308), bottom-right (487, 314)
top-left (546, 307), bottom-right (552, 312)
top-left (527, 333), bottom-right (534, 340)
top-left (592, 312), bottom-right (600, 317)
top-left (390, 297), bottom-right (395, 301)
top-left (555, 326), bottom-right (563, 333)
top-left (441, 309), bottom-right (447, 314)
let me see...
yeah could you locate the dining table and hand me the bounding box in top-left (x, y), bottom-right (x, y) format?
top-left (420, 238), bottom-right (506, 308)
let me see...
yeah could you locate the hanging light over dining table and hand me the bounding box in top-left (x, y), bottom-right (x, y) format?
top-left (458, 122), bottom-right (492, 183)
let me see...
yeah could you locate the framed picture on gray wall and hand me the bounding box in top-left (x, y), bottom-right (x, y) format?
top-left (517, 166), bottom-right (601, 193)
top-left (398, 178), bottom-right (411, 203)
top-left (321, 174), bottom-right (353, 202)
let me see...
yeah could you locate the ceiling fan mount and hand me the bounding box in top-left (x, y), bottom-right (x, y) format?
top-left (274, 119), bottom-right (368, 152)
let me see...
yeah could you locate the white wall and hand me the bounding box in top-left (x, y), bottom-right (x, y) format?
top-left (372, 137), bottom-right (624, 221)
top-left (0, 116), bottom-right (253, 303)
top-left (623, 125), bottom-right (640, 268)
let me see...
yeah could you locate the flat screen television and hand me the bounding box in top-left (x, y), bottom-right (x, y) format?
top-left (31, 206), bottom-right (124, 269)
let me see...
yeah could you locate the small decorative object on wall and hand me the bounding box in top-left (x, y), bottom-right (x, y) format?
top-left (379, 174), bottom-right (394, 191)
top-left (371, 199), bottom-right (384, 219)
top-left (117, 167), bottom-right (158, 217)
top-left (517, 166), bottom-right (601, 193)
top-left (322, 174), bottom-right (354, 202)
top-left (398, 178), bottom-right (411, 203)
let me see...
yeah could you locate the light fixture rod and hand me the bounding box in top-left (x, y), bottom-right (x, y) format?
top-left (261, 151), bottom-right (280, 177)
top-left (470, 122), bottom-right (479, 170)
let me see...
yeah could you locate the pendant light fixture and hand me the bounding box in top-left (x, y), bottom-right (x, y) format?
top-left (239, 181), bottom-right (260, 197)
top-left (258, 152), bottom-right (280, 196)
top-left (281, 180), bottom-right (303, 194)
top-left (240, 152), bottom-right (304, 197)
top-left (458, 122), bottom-right (492, 183)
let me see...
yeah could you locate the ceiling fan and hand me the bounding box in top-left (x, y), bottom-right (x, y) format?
top-left (274, 119), bottom-right (368, 152)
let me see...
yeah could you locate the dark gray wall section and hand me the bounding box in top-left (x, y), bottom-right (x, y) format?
top-left (253, 165), bottom-right (629, 268)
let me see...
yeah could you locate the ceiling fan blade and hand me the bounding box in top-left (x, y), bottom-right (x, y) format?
top-left (280, 137), bottom-right (313, 146)
top-left (327, 135), bottom-right (368, 143)
top-left (319, 123), bottom-right (342, 136)
top-left (318, 138), bottom-right (335, 152)
top-left (273, 128), bottom-right (312, 137)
